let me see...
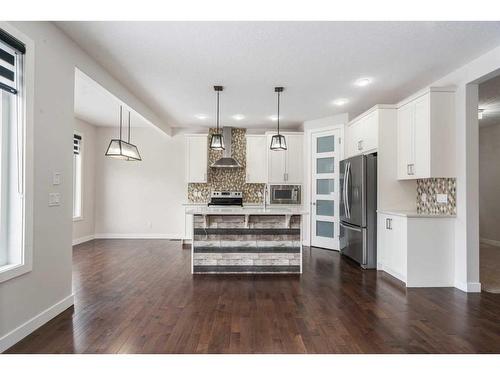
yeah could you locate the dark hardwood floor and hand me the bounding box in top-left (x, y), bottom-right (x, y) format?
top-left (6, 239), bottom-right (500, 353)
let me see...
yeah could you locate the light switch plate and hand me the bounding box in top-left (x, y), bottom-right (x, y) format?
top-left (48, 192), bottom-right (61, 206)
top-left (53, 172), bottom-right (61, 185)
top-left (436, 193), bottom-right (448, 204)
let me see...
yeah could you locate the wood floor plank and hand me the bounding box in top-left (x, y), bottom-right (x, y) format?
top-left (5, 238), bottom-right (500, 354)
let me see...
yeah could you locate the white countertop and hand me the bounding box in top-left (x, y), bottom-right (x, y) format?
top-left (377, 209), bottom-right (456, 218)
top-left (185, 206), bottom-right (309, 215)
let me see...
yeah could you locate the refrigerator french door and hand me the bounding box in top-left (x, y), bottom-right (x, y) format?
top-left (339, 154), bottom-right (377, 269)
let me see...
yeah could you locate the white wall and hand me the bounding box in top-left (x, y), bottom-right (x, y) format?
top-left (72, 119), bottom-right (97, 244)
top-left (94, 126), bottom-right (186, 238)
top-left (0, 21), bottom-right (166, 352)
top-left (479, 123), bottom-right (500, 244)
top-left (416, 45), bottom-right (500, 292)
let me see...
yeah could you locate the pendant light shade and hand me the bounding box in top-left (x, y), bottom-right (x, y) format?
top-left (210, 85), bottom-right (225, 150)
top-left (105, 106), bottom-right (142, 161)
top-left (270, 87), bottom-right (287, 151)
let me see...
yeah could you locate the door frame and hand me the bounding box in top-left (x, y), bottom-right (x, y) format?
top-left (304, 123), bottom-right (345, 249)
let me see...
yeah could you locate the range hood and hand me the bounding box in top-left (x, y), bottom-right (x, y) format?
top-left (211, 127), bottom-right (241, 168)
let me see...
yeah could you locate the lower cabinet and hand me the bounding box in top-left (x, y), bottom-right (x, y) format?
top-left (377, 212), bottom-right (455, 287)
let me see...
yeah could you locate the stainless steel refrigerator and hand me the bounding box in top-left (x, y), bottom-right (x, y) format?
top-left (339, 154), bottom-right (377, 269)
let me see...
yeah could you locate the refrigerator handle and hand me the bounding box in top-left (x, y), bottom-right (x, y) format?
top-left (345, 162), bottom-right (351, 219)
top-left (342, 162), bottom-right (348, 218)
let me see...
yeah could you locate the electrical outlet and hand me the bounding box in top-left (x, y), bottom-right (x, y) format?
top-left (421, 193), bottom-right (427, 202)
top-left (53, 172), bottom-right (61, 185)
top-left (48, 192), bottom-right (61, 206)
top-left (436, 194), bottom-right (448, 204)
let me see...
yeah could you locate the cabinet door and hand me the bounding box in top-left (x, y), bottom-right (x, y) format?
top-left (377, 214), bottom-right (388, 268)
top-left (267, 135), bottom-right (287, 183)
top-left (185, 135), bottom-right (208, 183)
top-left (413, 94), bottom-right (431, 178)
top-left (397, 103), bottom-right (414, 179)
top-left (346, 120), bottom-right (363, 158)
top-left (362, 111), bottom-right (378, 152)
top-left (246, 135), bottom-right (267, 183)
top-left (285, 134), bottom-right (303, 183)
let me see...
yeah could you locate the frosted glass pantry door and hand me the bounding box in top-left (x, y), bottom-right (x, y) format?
top-left (311, 129), bottom-right (341, 250)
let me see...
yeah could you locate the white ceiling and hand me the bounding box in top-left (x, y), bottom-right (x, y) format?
top-left (479, 74), bottom-right (500, 127)
top-left (75, 68), bottom-right (151, 128)
top-left (61, 21), bottom-right (500, 130)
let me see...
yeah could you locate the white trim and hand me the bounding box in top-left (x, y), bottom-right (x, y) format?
top-left (0, 294), bottom-right (74, 353)
top-left (455, 280), bottom-right (482, 293)
top-left (0, 22), bottom-right (34, 285)
top-left (72, 234), bottom-right (95, 246)
top-left (94, 233), bottom-right (184, 240)
top-left (480, 238), bottom-right (500, 247)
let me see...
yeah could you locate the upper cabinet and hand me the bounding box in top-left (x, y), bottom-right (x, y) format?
top-left (345, 106), bottom-right (394, 159)
top-left (267, 133), bottom-right (303, 184)
top-left (246, 135), bottom-right (267, 183)
top-left (185, 134), bottom-right (208, 183)
top-left (397, 87), bottom-right (455, 180)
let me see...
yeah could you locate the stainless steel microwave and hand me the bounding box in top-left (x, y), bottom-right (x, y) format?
top-left (269, 185), bottom-right (301, 205)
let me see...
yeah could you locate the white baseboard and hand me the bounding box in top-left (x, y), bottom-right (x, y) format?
top-left (94, 233), bottom-right (183, 240)
top-left (480, 238), bottom-right (500, 247)
top-left (72, 234), bottom-right (95, 246)
top-left (455, 280), bottom-right (482, 293)
top-left (0, 294), bottom-right (74, 353)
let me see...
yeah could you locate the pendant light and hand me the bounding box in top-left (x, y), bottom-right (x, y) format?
top-left (270, 86), bottom-right (287, 151)
top-left (209, 85), bottom-right (225, 150)
top-left (105, 105), bottom-right (142, 161)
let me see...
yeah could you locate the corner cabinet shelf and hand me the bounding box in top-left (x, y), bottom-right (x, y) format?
top-left (185, 134), bottom-right (208, 183)
top-left (397, 87), bottom-right (455, 180)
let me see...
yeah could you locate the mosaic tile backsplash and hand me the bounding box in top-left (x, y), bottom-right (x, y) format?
top-left (188, 128), bottom-right (266, 204)
top-left (416, 178), bottom-right (456, 215)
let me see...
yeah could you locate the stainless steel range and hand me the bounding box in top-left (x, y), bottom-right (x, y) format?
top-left (208, 191), bottom-right (243, 206)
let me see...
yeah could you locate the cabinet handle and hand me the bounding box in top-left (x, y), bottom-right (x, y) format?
top-left (407, 163), bottom-right (415, 175)
top-left (359, 140), bottom-right (363, 150)
top-left (386, 218), bottom-right (392, 230)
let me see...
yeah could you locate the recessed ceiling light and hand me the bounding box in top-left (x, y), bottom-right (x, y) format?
top-left (354, 77), bottom-right (373, 87)
top-left (232, 114), bottom-right (245, 121)
top-left (195, 114), bottom-right (208, 120)
top-left (333, 98), bottom-right (349, 106)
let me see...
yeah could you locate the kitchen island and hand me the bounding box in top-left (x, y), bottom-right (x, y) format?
top-left (185, 207), bottom-right (308, 274)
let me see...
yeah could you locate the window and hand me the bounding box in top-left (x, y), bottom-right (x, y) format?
top-left (0, 27), bottom-right (29, 282)
top-left (73, 133), bottom-right (82, 220)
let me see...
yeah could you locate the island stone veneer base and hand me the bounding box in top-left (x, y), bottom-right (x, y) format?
top-left (192, 215), bottom-right (302, 274)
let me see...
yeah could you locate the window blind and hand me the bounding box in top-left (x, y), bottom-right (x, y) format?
top-left (74, 134), bottom-right (82, 155)
top-left (0, 29), bottom-right (26, 95)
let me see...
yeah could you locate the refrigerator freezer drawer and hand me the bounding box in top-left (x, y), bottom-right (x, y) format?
top-left (340, 222), bottom-right (367, 266)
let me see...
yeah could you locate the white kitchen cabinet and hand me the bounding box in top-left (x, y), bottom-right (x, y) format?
top-left (377, 211), bottom-right (455, 287)
top-left (377, 213), bottom-right (407, 282)
top-left (267, 133), bottom-right (303, 184)
top-left (185, 134), bottom-right (208, 183)
top-left (246, 135), bottom-right (268, 183)
top-left (397, 87), bottom-right (455, 180)
top-left (345, 106), bottom-right (384, 158)
top-left (285, 134), bottom-right (303, 183)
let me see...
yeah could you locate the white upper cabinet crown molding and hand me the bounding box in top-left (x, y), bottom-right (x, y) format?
top-left (396, 86), bottom-right (456, 108)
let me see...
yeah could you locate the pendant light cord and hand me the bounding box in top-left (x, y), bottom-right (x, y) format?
top-left (128, 111), bottom-right (131, 142)
top-left (216, 91), bottom-right (220, 133)
top-left (119, 105), bottom-right (123, 141)
top-left (277, 90), bottom-right (280, 135)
